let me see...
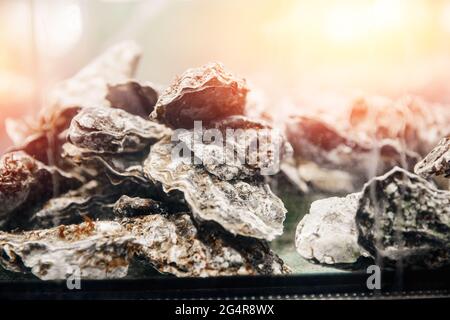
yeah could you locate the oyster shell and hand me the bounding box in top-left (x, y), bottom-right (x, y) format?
top-left (50, 41), bottom-right (141, 110)
top-left (414, 136), bottom-right (450, 178)
top-left (295, 193), bottom-right (370, 267)
top-left (0, 152), bottom-right (83, 230)
top-left (62, 143), bottom-right (149, 185)
top-left (175, 116), bottom-right (291, 180)
top-left (0, 213), bottom-right (289, 280)
top-left (144, 138), bottom-right (286, 240)
top-left (356, 167), bottom-right (450, 269)
top-left (151, 62), bottom-right (248, 128)
top-left (5, 42), bottom-right (142, 166)
top-left (106, 80), bottom-right (159, 118)
top-left (0, 219), bottom-right (138, 280)
top-left (284, 115), bottom-right (421, 193)
top-left (68, 107), bottom-right (170, 154)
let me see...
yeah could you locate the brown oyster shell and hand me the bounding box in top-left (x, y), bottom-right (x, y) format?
top-left (0, 213), bottom-right (289, 280)
top-left (151, 62), bottom-right (248, 128)
top-left (0, 152), bottom-right (83, 230)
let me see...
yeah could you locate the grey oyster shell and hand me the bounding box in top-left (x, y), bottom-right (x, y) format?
top-left (144, 138), bottom-right (287, 240)
top-left (68, 107), bottom-right (170, 154)
top-left (106, 80), bottom-right (159, 118)
top-left (151, 62), bottom-right (248, 129)
top-left (113, 195), bottom-right (169, 217)
top-left (0, 152), bottom-right (83, 230)
top-left (175, 115), bottom-right (291, 180)
top-left (62, 143), bottom-right (149, 184)
top-left (0, 213), bottom-right (289, 280)
top-left (356, 167), bottom-right (450, 269)
top-left (415, 136), bottom-right (450, 178)
top-left (295, 193), bottom-right (370, 266)
top-left (125, 213), bottom-right (289, 277)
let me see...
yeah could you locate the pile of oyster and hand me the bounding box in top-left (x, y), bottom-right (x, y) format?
top-left (294, 133), bottom-right (450, 270)
top-left (0, 43), bottom-right (290, 280)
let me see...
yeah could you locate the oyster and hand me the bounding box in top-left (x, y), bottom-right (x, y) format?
top-left (0, 219), bottom-right (138, 280)
top-left (295, 193), bottom-right (371, 267)
top-left (106, 80), bottom-right (159, 118)
top-left (175, 115), bottom-right (291, 180)
top-left (50, 41), bottom-right (141, 110)
top-left (62, 143), bottom-right (149, 184)
top-left (0, 152), bottom-right (83, 230)
top-left (144, 138), bottom-right (286, 240)
top-left (126, 214), bottom-right (289, 277)
top-left (356, 167), bottom-right (450, 269)
top-left (151, 62), bottom-right (248, 128)
top-left (5, 42), bottom-right (142, 166)
top-left (0, 213), bottom-right (289, 280)
top-left (113, 195), bottom-right (169, 217)
top-left (415, 136), bottom-right (450, 178)
top-left (68, 107), bottom-right (169, 154)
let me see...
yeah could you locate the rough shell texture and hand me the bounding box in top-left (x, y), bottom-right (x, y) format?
top-left (106, 81), bottom-right (159, 118)
top-left (0, 213), bottom-right (289, 280)
top-left (68, 107), bottom-right (170, 154)
top-left (414, 136), bottom-right (450, 178)
top-left (62, 143), bottom-right (150, 185)
top-left (175, 117), bottom-right (290, 180)
top-left (144, 138), bottom-right (286, 240)
top-left (356, 167), bottom-right (450, 269)
top-left (0, 152), bottom-right (83, 230)
top-left (295, 193), bottom-right (370, 267)
top-left (0, 220), bottom-right (138, 280)
top-left (126, 214), bottom-right (290, 277)
top-left (151, 62), bottom-right (248, 128)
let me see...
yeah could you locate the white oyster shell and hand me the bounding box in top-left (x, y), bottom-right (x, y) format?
top-left (295, 193), bottom-right (369, 265)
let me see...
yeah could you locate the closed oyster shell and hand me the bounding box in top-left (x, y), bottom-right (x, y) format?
top-left (0, 213), bottom-right (289, 280)
top-left (68, 107), bottom-right (170, 154)
top-left (62, 143), bottom-right (149, 185)
top-left (415, 136), bottom-right (450, 178)
top-left (295, 193), bottom-right (370, 267)
top-left (0, 152), bottom-right (83, 230)
top-left (144, 138), bottom-right (286, 240)
top-left (356, 167), bottom-right (450, 269)
top-left (151, 62), bottom-right (248, 128)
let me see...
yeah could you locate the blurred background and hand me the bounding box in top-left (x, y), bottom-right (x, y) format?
top-left (1, 0), bottom-right (450, 151)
